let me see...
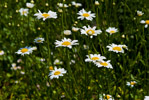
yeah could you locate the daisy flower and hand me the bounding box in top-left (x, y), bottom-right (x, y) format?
top-left (71, 1), bottom-right (82, 7)
top-left (34, 37), bottom-right (44, 43)
top-left (137, 10), bottom-right (144, 16)
top-left (0, 50), bottom-right (4, 55)
top-left (144, 96), bottom-right (149, 100)
top-left (106, 43), bottom-right (128, 53)
top-left (15, 46), bottom-right (33, 56)
top-left (94, 60), bottom-right (113, 69)
top-left (81, 25), bottom-right (102, 38)
top-left (19, 8), bottom-right (29, 16)
top-left (127, 81), bottom-right (137, 87)
top-left (95, 1), bottom-right (100, 5)
top-left (140, 20), bottom-right (149, 28)
top-left (77, 9), bottom-right (95, 21)
top-left (26, 3), bottom-right (34, 8)
top-left (34, 10), bottom-right (57, 21)
top-left (106, 27), bottom-right (118, 35)
top-left (102, 94), bottom-right (113, 100)
top-left (64, 30), bottom-right (72, 35)
top-left (55, 38), bottom-right (79, 49)
top-left (72, 27), bottom-right (79, 32)
top-left (57, 3), bottom-right (68, 8)
top-left (48, 67), bottom-right (67, 79)
top-left (85, 54), bottom-right (106, 63)
top-left (11, 63), bottom-right (17, 70)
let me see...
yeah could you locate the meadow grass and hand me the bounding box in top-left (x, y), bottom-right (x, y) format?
top-left (0, 0), bottom-right (149, 100)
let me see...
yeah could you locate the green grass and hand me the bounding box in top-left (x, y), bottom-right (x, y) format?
top-left (0, 0), bottom-right (149, 100)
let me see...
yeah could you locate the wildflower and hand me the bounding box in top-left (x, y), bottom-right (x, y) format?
top-left (19, 8), bottom-right (29, 16)
top-left (54, 59), bottom-right (63, 65)
top-left (20, 71), bottom-right (25, 75)
top-left (71, 1), bottom-right (82, 7)
top-left (81, 25), bottom-right (102, 38)
top-left (34, 37), bottom-right (44, 43)
top-left (144, 96), bottom-right (149, 100)
top-left (15, 46), bottom-right (33, 56)
top-left (48, 67), bottom-right (67, 79)
top-left (0, 50), bottom-right (4, 55)
top-left (31, 46), bottom-right (37, 51)
top-left (95, 1), bottom-right (100, 5)
top-left (26, 3), bottom-right (34, 8)
top-left (55, 38), bottom-right (79, 49)
top-left (72, 27), bottom-right (79, 32)
top-left (17, 59), bottom-right (22, 63)
top-left (127, 81), bottom-right (137, 87)
top-left (94, 60), bottom-right (113, 69)
top-left (100, 94), bottom-right (113, 100)
top-left (106, 43), bottom-right (128, 53)
top-left (40, 58), bottom-right (45, 62)
top-left (85, 54), bottom-right (106, 63)
top-left (49, 66), bottom-right (54, 70)
top-left (83, 44), bottom-right (89, 49)
top-left (64, 30), bottom-right (72, 35)
top-left (77, 9), bottom-right (95, 21)
top-left (11, 63), bottom-right (17, 70)
top-left (106, 27), bottom-right (118, 35)
top-left (34, 10), bottom-right (57, 21)
top-left (137, 10), bottom-right (144, 16)
top-left (140, 20), bottom-right (149, 28)
top-left (57, 3), bottom-right (68, 8)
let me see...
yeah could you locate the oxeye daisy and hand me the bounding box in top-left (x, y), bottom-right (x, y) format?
top-left (15, 46), bottom-right (33, 56)
top-left (34, 37), bottom-right (44, 43)
top-left (48, 67), bottom-right (67, 79)
top-left (64, 30), bottom-right (72, 35)
top-left (144, 96), bottom-right (149, 100)
top-left (101, 94), bottom-right (113, 100)
top-left (106, 27), bottom-right (118, 35)
top-left (85, 54), bottom-right (106, 63)
top-left (127, 81), bottom-right (137, 87)
top-left (72, 27), bottom-right (79, 32)
top-left (94, 60), bottom-right (113, 69)
top-left (26, 3), bottom-right (34, 8)
top-left (81, 25), bottom-right (102, 38)
top-left (137, 10), bottom-right (144, 16)
top-left (19, 8), bottom-right (29, 16)
top-left (71, 1), bottom-right (82, 7)
top-left (77, 9), bottom-right (95, 21)
top-left (57, 3), bottom-right (68, 8)
top-left (55, 38), bottom-right (79, 49)
top-left (34, 10), bottom-right (57, 21)
top-left (0, 50), bottom-right (4, 55)
top-left (106, 43), bottom-right (128, 53)
top-left (140, 20), bottom-right (149, 28)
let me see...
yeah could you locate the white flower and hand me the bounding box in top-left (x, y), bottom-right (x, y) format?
top-left (81, 25), bottom-right (102, 38)
top-left (71, 1), bottom-right (82, 7)
top-left (127, 81), bottom-right (137, 87)
top-left (94, 60), bottom-right (113, 69)
top-left (106, 43), bottom-right (128, 53)
top-left (17, 59), bottom-right (22, 63)
top-left (48, 67), bottom-right (67, 79)
top-left (26, 3), bottom-right (34, 8)
top-left (64, 30), bottom-right (72, 35)
top-left (15, 46), bottom-right (33, 56)
top-left (0, 50), bottom-right (4, 55)
top-left (40, 58), bottom-right (45, 62)
top-left (106, 27), bottom-right (118, 35)
top-left (55, 38), bottom-right (79, 49)
top-left (19, 8), bottom-right (29, 16)
top-left (140, 20), bottom-right (149, 28)
top-left (34, 37), bottom-right (44, 43)
top-left (34, 10), bottom-right (57, 21)
top-left (20, 71), bottom-right (25, 75)
top-left (77, 9), bottom-right (95, 21)
top-left (144, 96), bottom-right (149, 100)
top-left (31, 46), bottom-right (37, 51)
top-left (72, 27), bottom-right (79, 32)
top-left (95, 1), bottom-right (100, 5)
top-left (137, 10), bottom-right (144, 16)
top-left (11, 63), bottom-right (17, 70)
top-left (85, 54), bottom-right (106, 63)
top-left (54, 59), bottom-right (63, 65)
top-left (57, 3), bottom-right (68, 8)
top-left (83, 44), bottom-right (89, 49)
top-left (99, 94), bottom-right (113, 100)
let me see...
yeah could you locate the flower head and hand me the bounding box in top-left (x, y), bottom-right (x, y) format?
top-left (71, 1), bottom-right (82, 7)
top-left (77, 9), bottom-right (95, 21)
top-left (107, 43), bottom-right (128, 53)
top-left (140, 20), bottom-right (149, 28)
top-left (127, 81), bottom-right (137, 87)
top-left (72, 27), bottom-right (79, 32)
top-left (144, 96), bottom-right (149, 100)
top-left (55, 38), bottom-right (79, 49)
top-left (48, 67), bottom-right (67, 79)
top-left (85, 54), bottom-right (106, 63)
top-left (19, 8), bottom-right (29, 16)
top-left (0, 50), bottom-right (4, 55)
top-left (34, 37), bottom-right (44, 43)
top-left (64, 30), bottom-right (72, 35)
top-left (106, 27), bottom-right (118, 35)
top-left (137, 10), bottom-right (144, 16)
top-left (94, 60), bottom-right (113, 69)
top-left (26, 3), bottom-right (34, 8)
top-left (15, 46), bottom-right (34, 56)
top-left (81, 25), bottom-right (102, 38)
top-left (34, 10), bottom-right (57, 21)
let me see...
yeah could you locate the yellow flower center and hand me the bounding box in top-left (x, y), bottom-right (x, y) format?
top-left (145, 20), bottom-right (149, 24)
top-left (54, 71), bottom-right (61, 75)
top-left (82, 13), bottom-right (90, 17)
top-left (100, 62), bottom-right (108, 66)
top-left (62, 41), bottom-right (71, 46)
top-left (49, 66), bottom-right (53, 70)
top-left (22, 11), bottom-right (27, 15)
top-left (104, 95), bottom-right (110, 99)
top-left (86, 29), bottom-right (95, 35)
top-left (130, 82), bottom-right (136, 85)
top-left (113, 47), bottom-right (122, 51)
top-left (0, 50), bottom-right (2, 53)
top-left (14, 66), bottom-right (17, 70)
top-left (21, 48), bottom-right (28, 53)
top-left (91, 57), bottom-right (99, 60)
top-left (42, 13), bottom-right (50, 18)
top-left (110, 30), bottom-right (115, 34)
top-left (37, 40), bottom-right (42, 42)
top-left (138, 14), bottom-right (142, 16)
